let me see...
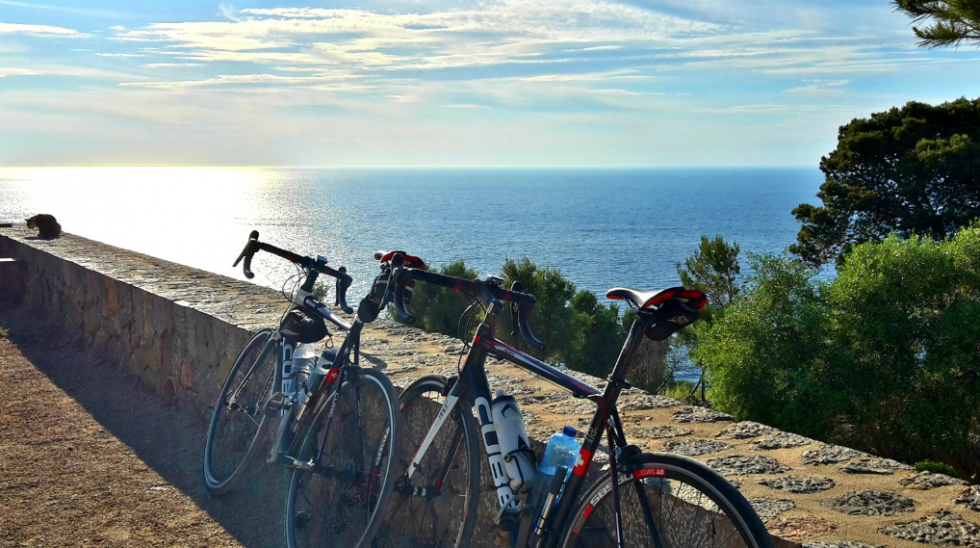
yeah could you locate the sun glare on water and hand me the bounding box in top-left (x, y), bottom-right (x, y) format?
top-left (0, 167), bottom-right (334, 287)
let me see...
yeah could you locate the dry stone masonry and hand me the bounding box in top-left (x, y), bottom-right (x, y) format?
top-left (2, 226), bottom-right (978, 548)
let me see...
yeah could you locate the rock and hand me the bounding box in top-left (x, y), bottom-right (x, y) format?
top-left (759, 475), bottom-right (836, 494)
top-left (801, 445), bottom-right (863, 465)
top-left (899, 472), bottom-right (967, 490)
top-left (771, 516), bottom-right (838, 543)
top-left (671, 406), bottom-right (735, 423)
top-left (954, 485), bottom-right (980, 512)
top-left (821, 490), bottom-right (916, 517)
top-left (544, 399), bottom-right (596, 415)
top-left (803, 542), bottom-right (888, 548)
top-left (880, 510), bottom-right (980, 546)
top-left (443, 344), bottom-right (466, 355)
top-left (840, 458), bottom-right (913, 475)
top-left (662, 439), bottom-right (732, 457)
top-left (628, 425), bottom-right (693, 440)
top-left (716, 421), bottom-right (775, 440)
top-left (517, 392), bottom-right (569, 405)
top-left (753, 431), bottom-right (816, 450)
top-left (705, 455), bottom-right (790, 476)
top-left (619, 394), bottom-right (682, 410)
top-left (748, 498), bottom-right (795, 523)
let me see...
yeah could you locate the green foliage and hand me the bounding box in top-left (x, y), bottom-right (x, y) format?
top-left (914, 460), bottom-right (960, 477)
top-left (565, 290), bottom-right (625, 377)
top-left (500, 258), bottom-right (580, 361)
top-left (697, 226), bottom-right (980, 478)
top-left (0, 327), bottom-right (8, 340)
top-left (791, 98), bottom-right (980, 266)
top-left (310, 282), bottom-right (329, 303)
top-left (393, 260), bottom-right (481, 339)
top-left (692, 255), bottom-right (840, 439)
top-left (894, 0), bottom-right (980, 47)
top-left (676, 235), bottom-right (741, 308)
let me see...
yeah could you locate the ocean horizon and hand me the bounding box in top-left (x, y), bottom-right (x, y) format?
top-left (1, 166), bottom-right (825, 379)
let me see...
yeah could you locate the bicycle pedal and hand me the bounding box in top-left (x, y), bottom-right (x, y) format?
top-left (281, 455), bottom-right (314, 471)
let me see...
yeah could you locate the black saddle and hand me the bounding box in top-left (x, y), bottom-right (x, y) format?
top-left (606, 286), bottom-right (706, 310)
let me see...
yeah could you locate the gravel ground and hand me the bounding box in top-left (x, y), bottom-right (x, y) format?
top-left (0, 313), bottom-right (288, 548)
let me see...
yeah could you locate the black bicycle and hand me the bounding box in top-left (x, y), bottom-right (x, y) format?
top-left (370, 253), bottom-right (774, 548)
top-left (201, 231), bottom-right (402, 548)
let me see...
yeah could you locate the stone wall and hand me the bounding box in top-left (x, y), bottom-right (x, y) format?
top-left (2, 226), bottom-right (977, 548)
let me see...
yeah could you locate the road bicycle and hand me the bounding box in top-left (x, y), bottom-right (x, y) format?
top-left (371, 253), bottom-right (774, 548)
top-left (201, 231), bottom-right (402, 548)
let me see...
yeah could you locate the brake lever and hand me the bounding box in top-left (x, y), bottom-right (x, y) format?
top-left (510, 281), bottom-right (523, 338)
top-left (233, 230), bottom-right (260, 279)
top-left (334, 266), bottom-right (354, 314)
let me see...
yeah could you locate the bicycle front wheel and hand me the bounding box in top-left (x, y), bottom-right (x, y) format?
top-left (558, 452), bottom-right (774, 548)
top-left (371, 375), bottom-right (480, 548)
top-left (203, 328), bottom-right (279, 495)
top-left (285, 367), bottom-right (402, 548)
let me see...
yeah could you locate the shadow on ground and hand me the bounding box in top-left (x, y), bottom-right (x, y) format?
top-left (0, 307), bottom-right (290, 548)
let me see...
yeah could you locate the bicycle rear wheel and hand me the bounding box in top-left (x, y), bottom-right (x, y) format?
top-left (371, 375), bottom-right (480, 548)
top-left (558, 453), bottom-right (774, 548)
top-left (285, 367), bottom-right (401, 548)
top-left (203, 328), bottom-right (279, 495)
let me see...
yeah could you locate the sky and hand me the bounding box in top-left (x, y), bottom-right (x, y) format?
top-left (1, 0), bottom-right (978, 167)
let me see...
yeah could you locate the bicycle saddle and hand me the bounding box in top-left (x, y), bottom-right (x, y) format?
top-left (606, 287), bottom-right (706, 309)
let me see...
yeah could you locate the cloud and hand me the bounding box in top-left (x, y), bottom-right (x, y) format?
top-left (444, 103), bottom-right (487, 108)
top-left (142, 63), bottom-right (203, 68)
top-left (0, 22), bottom-right (88, 37)
top-left (96, 52), bottom-right (143, 57)
top-left (121, 73), bottom-right (362, 89)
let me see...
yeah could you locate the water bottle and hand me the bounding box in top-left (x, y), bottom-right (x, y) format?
top-left (491, 389), bottom-right (537, 493)
top-left (529, 426), bottom-right (579, 540)
top-left (540, 426), bottom-right (579, 481)
top-left (290, 343), bottom-right (317, 408)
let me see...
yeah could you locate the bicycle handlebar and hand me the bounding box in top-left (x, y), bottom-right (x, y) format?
top-left (233, 231), bottom-right (354, 314)
top-left (390, 253), bottom-right (545, 351)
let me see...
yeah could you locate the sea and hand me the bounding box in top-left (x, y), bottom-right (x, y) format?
top-left (0, 167), bottom-right (825, 380)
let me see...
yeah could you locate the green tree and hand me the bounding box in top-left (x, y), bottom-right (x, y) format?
top-left (500, 257), bottom-right (579, 361)
top-left (691, 255), bottom-right (841, 438)
top-left (696, 225), bottom-right (980, 478)
top-left (394, 260), bottom-right (480, 339)
top-left (894, 0), bottom-right (980, 47)
top-left (676, 235), bottom-right (741, 308)
top-left (564, 290), bottom-right (626, 377)
top-left (791, 98), bottom-right (980, 266)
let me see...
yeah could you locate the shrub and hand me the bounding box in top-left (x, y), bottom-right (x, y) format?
top-left (696, 225), bottom-right (980, 478)
top-left (914, 460), bottom-right (959, 477)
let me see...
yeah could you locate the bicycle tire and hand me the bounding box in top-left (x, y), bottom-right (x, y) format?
top-left (202, 328), bottom-right (280, 495)
top-left (285, 367), bottom-right (402, 548)
top-left (371, 375), bottom-right (480, 548)
top-left (557, 452), bottom-right (774, 548)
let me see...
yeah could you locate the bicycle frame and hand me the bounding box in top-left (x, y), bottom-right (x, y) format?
top-left (405, 299), bottom-right (653, 548)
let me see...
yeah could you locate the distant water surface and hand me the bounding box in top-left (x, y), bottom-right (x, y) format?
top-left (0, 167), bottom-right (823, 379)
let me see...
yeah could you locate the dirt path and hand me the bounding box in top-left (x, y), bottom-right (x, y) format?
top-left (0, 313), bottom-right (289, 548)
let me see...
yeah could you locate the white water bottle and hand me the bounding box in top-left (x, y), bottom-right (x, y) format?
top-left (491, 389), bottom-right (537, 493)
top-left (291, 343), bottom-right (317, 408)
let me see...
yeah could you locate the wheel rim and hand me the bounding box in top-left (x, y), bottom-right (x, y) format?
top-left (568, 468), bottom-right (756, 548)
top-left (204, 333), bottom-right (277, 488)
top-left (372, 385), bottom-right (472, 548)
top-left (288, 374), bottom-right (396, 548)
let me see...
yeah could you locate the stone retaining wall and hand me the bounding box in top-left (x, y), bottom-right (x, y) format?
top-left (2, 226), bottom-right (977, 548)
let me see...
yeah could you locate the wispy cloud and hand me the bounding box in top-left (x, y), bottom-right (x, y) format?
top-left (0, 22), bottom-right (87, 37)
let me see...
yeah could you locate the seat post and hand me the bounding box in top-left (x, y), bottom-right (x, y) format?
top-left (602, 315), bottom-right (650, 402)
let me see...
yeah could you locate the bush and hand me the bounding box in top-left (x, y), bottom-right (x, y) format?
top-left (696, 225), bottom-right (980, 478)
top-left (394, 260), bottom-right (480, 339)
top-left (914, 460), bottom-right (959, 477)
top-left (394, 256), bottom-right (636, 383)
